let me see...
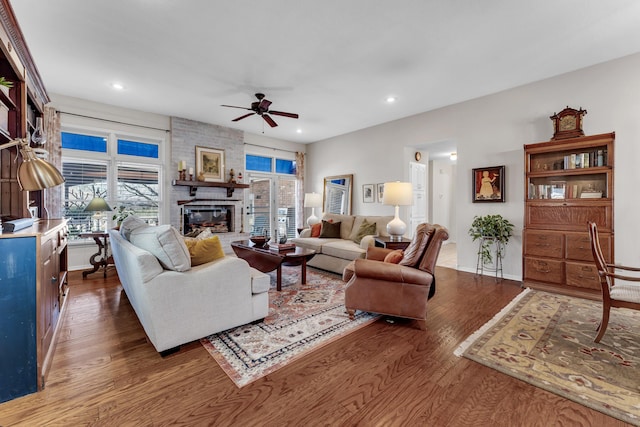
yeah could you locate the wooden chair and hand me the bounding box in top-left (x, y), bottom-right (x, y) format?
top-left (588, 221), bottom-right (640, 342)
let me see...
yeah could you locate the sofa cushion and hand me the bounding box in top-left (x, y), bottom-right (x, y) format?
top-left (129, 224), bottom-right (191, 271)
top-left (321, 240), bottom-right (366, 261)
top-left (184, 235), bottom-right (225, 266)
top-left (350, 215), bottom-right (394, 239)
top-left (351, 219), bottom-right (378, 244)
top-left (290, 237), bottom-right (333, 253)
top-left (319, 220), bottom-right (342, 238)
top-left (119, 215), bottom-right (148, 241)
top-left (384, 249), bottom-right (405, 264)
top-left (399, 224), bottom-right (434, 267)
top-left (310, 222), bottom-right (322, 237)
top-left (322, 213), bottom-right (355, 239)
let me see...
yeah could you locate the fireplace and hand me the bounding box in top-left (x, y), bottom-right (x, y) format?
top-left (181, 204), bottom-right (234, 234)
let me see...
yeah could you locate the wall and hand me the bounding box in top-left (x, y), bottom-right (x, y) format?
top-left (307, 52), bottom-right (640, 280)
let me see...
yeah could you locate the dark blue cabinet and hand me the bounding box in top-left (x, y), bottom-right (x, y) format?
top-left (0, 236), bottom-right (38, 403)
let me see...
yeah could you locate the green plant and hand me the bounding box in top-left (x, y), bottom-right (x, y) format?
top-left (0, 77), bottom-right (13, 88)
top-left (112, 205), bottom-right (135, 225)
top-left (468, 214), bottom-right (514, 264)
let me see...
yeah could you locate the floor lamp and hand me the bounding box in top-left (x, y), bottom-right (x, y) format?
top-left (304, 192), bottom-right (322, 226)
top-left (383, 181), bottom-right (413, 241)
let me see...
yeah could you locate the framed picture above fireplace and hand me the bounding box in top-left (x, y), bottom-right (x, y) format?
top-left (196, 146), bottom-right (225, 182)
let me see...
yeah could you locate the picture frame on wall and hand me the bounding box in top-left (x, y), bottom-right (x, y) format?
top-left (196, 146), bottom-right (225, 182)
top-left (363, 184), bottom-right (375, 203)
top-left (472, 165), bottom-right (505, 202)
top-left (376, 183), bottom-right (385, 203)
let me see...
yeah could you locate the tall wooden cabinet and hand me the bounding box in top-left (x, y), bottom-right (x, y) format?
top-left (523, 132), bottom-right (614, 299)
top-left (0, 219), bottom-right (69, 403)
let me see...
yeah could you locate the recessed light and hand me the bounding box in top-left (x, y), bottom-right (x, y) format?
top-left (111, 83), bottom-right (124, 90)
top-left (296, 129), bottom-right (302, 134)
top-left (386, 96), bottom-right (396, 103)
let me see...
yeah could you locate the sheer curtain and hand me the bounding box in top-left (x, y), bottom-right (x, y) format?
top-left (43, 106), bottom-right (62, 218)
top-left (295, 151), bottom-right (305, 230)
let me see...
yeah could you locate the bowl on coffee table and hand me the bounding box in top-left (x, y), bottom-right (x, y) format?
top-left (249, 236), bottom-right (270, 248)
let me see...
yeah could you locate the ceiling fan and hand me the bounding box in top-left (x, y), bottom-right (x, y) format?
top-left (221, 93), bottom-right (299, 127)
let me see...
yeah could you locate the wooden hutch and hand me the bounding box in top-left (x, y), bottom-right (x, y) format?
top-left (0, 0), bottom-right (69, 403)
top-left (523, 131), bottom-right (614, 299)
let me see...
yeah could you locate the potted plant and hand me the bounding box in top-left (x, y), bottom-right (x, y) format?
top-left (112, 205), bottom-right (135, 227)
top-left (0, 76), bottom-right (13, 97)
top-left (468, 214), bottom-right (514, 265)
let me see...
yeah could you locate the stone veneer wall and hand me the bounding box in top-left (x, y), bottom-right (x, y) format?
top-left (170, 117), bottom-right (249, 252)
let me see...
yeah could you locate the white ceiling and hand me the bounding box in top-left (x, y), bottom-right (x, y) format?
top-left (9, 1), bottom-right (640, 144)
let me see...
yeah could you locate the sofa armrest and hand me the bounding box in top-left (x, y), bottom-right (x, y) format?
top-left (365, 246), bottom-right (393, 261)
top-left (353, 258), bottom-right (432, 286)
top-left (359, 235), bottom-right (376, 249)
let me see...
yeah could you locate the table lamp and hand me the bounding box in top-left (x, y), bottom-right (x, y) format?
top-left (84, 197), bottom-right (112, 231)
top-left (304, 192), bottom-right (322, 226)
top-left (382, 181), bottom-right (413, 241)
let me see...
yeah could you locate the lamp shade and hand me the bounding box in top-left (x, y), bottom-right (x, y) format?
top-left (304, 192), bottom-right (323, 208)
top-left (17, 144), bottom-right (65, 191)
top-left (84, 197), bottom-right (112, 212)
top-left (382, 182), bottom-right (413, 206)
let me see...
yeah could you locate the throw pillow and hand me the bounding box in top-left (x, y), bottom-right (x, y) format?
top-left (383, 249), bottom-right (404, 264)
top-left (184, 235), bottom-right (225, 266)
top-left (319, 220), bottom-right (341, 238)
top-left (399, 224), bottom-right (434, 267)
top-left (352, 219), bottom-right (377, 244)
top-left (310, 222), bottom-right (322, 237)
top-left (129, 224), bottom-right (191, 271)
top-left (119, 215), bottom-right (147, 241)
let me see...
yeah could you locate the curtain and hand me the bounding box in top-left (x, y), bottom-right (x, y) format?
top-left (295, 151), bottom-right (305, 229)
top-left (44, 106), bottom-right (63, 218)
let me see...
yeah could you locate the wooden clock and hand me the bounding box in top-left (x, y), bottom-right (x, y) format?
top-left (550, 106), bottom-right (587, 140)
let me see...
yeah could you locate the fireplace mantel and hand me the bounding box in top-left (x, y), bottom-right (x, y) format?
top-left (172, 179), bottom-right (249, 197)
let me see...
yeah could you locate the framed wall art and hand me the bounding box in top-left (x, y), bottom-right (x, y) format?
top-left (376, 183), bottom-right (385, 203)
top-left (363, 184), bottom-right (375, 203)
top-left (472, 165), bottom-right (505, 203)
top-left (196, 146), bottom-right (225, 182)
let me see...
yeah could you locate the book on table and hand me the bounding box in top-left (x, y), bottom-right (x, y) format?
top-left (269, 243), bottom-right (296, 251)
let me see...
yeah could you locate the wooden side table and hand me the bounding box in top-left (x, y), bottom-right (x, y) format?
top-left (80, 232), bottom-right (114, 278)
top-left (374, 236), bottom-right (412, 251)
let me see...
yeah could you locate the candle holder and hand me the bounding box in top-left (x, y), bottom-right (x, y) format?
top-left (179, 170), bottom-right (186, 181)
top-left (189, 173), bottom-right (193, 181)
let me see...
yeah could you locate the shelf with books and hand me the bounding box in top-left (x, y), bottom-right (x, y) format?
top-left (523, 132), bottom-right (614, 300)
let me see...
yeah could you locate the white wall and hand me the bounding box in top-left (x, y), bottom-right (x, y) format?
top-left (307, 52), bottom-right (640, 280)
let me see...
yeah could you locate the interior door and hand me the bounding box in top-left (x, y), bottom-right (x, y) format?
top-left (409, 161), bottom-right (427, 236)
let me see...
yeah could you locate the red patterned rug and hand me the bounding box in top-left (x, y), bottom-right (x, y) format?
top-left (201, 266), bottom-right (379, 387)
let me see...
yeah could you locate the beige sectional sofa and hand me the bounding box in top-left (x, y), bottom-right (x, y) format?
top-left (291, 213), bottom-right (394, 274)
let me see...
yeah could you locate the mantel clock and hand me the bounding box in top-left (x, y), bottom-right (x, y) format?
top-left (550, 106), bottom-right (587, 140)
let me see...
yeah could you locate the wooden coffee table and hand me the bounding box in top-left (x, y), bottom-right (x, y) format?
top-left (231, 240), bottom-right (316, 291)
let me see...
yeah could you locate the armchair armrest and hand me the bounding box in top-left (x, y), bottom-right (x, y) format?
top-left (299, 228), bottom-right (311, 238)
top-left (365, 246), bottom-right (393, 261)
top-left (353, 258), bottom-right (432, 286)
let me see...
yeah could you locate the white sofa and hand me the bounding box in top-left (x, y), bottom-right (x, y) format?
top-left (108, 227), bottom-right (270, 354)
top-left (291, 213), bottom-right (393, 274)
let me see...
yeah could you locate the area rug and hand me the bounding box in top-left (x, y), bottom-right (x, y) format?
top-left (201, 266), bottom-right (379, 387)
top-left (455, 288), bottom-right (640, 426)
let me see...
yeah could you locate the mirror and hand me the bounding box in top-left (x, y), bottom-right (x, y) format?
top-left (323, 174), bottom-right (353, 215)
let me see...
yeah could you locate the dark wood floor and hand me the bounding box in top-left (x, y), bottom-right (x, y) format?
top-left (0, 267), bottom-right (629, 426)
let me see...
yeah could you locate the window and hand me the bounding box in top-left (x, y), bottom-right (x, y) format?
top-left (246, 154), bottom-right (296, 175)
top-left (62, 129), bottom-right (163, 240)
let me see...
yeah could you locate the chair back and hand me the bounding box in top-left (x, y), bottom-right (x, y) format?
top-left (588, 221), bottom-right (612, 296)
top-left (417, 224), bottom-right (449, 275)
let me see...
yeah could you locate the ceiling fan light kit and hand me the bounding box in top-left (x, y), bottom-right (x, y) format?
top-left (221, 93), bottom-right (299, 128)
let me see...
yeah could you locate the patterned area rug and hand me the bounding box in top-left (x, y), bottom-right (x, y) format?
top-left (455, 289), bottom-right (640, 426)
top-left (201, 266), bottom-right (379, 387)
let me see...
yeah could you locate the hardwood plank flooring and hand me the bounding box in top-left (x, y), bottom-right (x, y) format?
top-left (0, 268), bottom-right (630, 426)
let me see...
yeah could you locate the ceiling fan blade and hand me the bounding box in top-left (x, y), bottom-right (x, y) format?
top-left (262, 114), bottom-right (278, 127)
top-left (232, 113), bottom-right (255, 122)
top-left (221, 104), bottom-right (252, 110)
top-left (268, 110), bottom-right (299, 119)
top-left (258, 99), bottom-right (272, 111)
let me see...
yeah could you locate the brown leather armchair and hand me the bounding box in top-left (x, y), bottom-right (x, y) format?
top-left (344, 223), bottom-right (449, 329)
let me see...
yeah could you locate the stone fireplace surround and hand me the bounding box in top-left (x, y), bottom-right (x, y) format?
top-left (170, 117), bottom-right (250, 252)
